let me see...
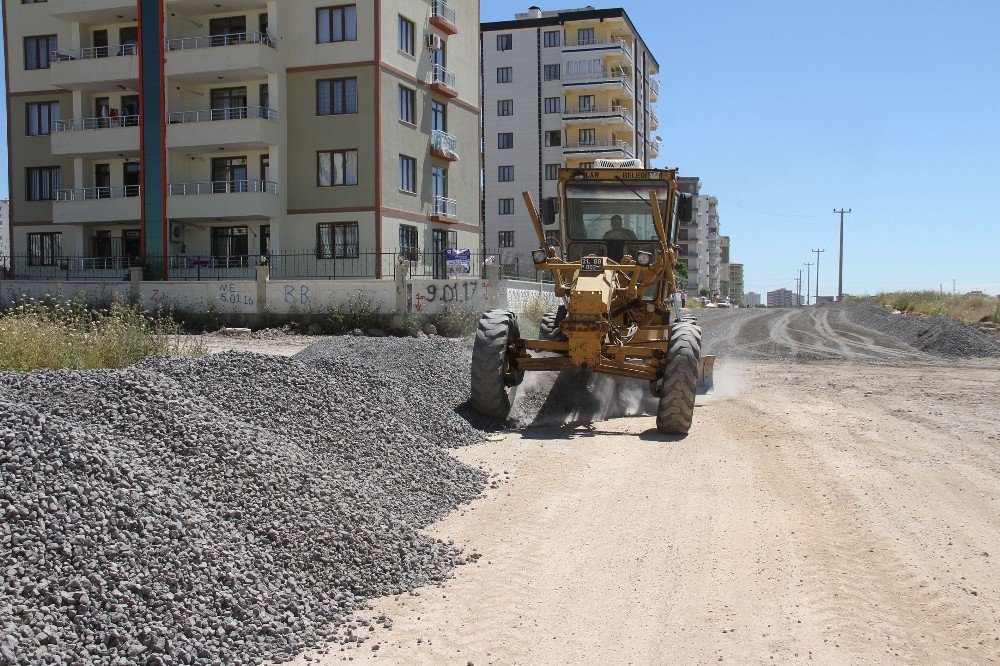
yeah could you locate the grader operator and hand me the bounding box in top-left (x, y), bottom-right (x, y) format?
top-left (470, 162), bottom-right (713, 435)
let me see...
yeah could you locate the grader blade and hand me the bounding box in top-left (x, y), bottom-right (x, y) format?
top-left (697, 355), bottom-right (716, 395)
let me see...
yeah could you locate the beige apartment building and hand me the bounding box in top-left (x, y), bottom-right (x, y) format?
top-left (3, 0), bottom-right (480, 279)
top-left (481, 6), bottom-right (661, 268)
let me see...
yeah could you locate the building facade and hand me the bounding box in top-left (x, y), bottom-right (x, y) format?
top-left (3, 0), bottom-right (480, 279)
top-left (767, 287), bottom-right (800, 308)
top-left (727, 262), bottom-right (744, 305)
top-left (0, 199), bottom-right (9, 269)
top-left (745, 291), bottom-right (761, 307)
top-left (481, 6), bottom-right (661, 267)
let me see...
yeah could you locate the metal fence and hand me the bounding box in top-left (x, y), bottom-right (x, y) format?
top-left (0, 249), bottom-right (537, 283)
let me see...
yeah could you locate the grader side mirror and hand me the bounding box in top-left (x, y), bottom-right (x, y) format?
top-left (678, 193), bottom-right (694, 225)
top-left (541, 197), bottom-right (559, 225)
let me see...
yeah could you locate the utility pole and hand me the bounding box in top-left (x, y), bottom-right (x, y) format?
top-left (834, 208), bottom-right (852, 301)
top-left (812, 248), bottom-right (825, 302)
top-left (796, 270), bottom-right (803, 307)
top-left (804, 262), bottom-right (813, 306)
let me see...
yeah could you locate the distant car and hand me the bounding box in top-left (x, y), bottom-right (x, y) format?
top-left (717, 299), bottom-right (732, 309)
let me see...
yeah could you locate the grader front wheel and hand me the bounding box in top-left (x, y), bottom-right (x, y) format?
top-left (470, 310), bottom-right (521, 419)
top-left (656, 322), bottom-right (702, 434)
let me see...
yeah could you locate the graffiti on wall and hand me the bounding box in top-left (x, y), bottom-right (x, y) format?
top-left (411, 280), bottom-right (490, 313)
top-left (219, 283), bottom-right (255, 307)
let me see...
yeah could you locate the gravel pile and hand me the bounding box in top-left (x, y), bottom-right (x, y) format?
top-left (843, 301), bottom-right (1000, 358)
top-left (0, 338), bottom-right (489, 664)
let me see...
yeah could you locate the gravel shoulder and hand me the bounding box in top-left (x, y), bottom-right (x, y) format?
top-left (297, 358), bottom-right (1000, 665)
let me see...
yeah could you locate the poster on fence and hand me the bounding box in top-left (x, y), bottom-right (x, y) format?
top-left (446, 248), bottom-right (472, 278)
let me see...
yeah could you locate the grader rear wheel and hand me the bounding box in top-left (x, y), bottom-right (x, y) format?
top-left (470, 310), bottom-right (521, 419)
top-left (538, 309), bottom-right (567, 341)
top-left (656, 322), bottom-right (702, 434)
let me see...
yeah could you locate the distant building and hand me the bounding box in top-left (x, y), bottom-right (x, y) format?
top-left (0, 200), bottom-right (9, 270)
top-left (728, 262), bottom-right (744, 305)
top-left (816, 296), bottom-right (835, 304)
top-left (767, 287), bottom-right (800, 308)
top-left (745, 291), bottom-right (761, 307)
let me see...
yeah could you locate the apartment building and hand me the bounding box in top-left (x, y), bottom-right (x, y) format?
top-left (0, 199), bottom-right (9, 269)
top-left (676, 176), bottom-right (699, 293)
top-left (767, 287), bottom-right (800, 309)
top-left (727, 262), bottom-right (744, 305)
top-left (3, 0), bottom-right (480, 279)
top-left (481, 6), bottom-right (661, 266)
top-left (745, 291), bottom-right (761, 308)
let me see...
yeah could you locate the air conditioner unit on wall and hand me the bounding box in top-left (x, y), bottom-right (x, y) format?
top-left (169, 222), bottom-right (184, 243)
top-left (426, 33), bottom-right (442, 50)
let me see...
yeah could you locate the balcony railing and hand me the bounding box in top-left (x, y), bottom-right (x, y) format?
top-left (165, 32), bottom-right (274, 51)
top-left (51, 44), bottom-right (137, 61)
top-left (431, 0), bottom-right (456, 26)
top-left (55, 186), bottom-right (140, 201)
top-left (54, 116), bottom-right (139, 132)
top-left (562, 68), bottom-right (633, 91)
top-left (564, 140), bottom-right (635, 157)
top-left (648, 77), bottom-right (660, 98)
top-left (563, 37), bottom-right (633, 62)
top-left (167, 106), bottom-right (277, 124)
top-left (431, 64), bottom-right (457, 90)
top-left (431, 129), bottom-right (458, 158)
top-left (168, 180), bottom-right (278, 195)
top-left (649, 109), bottom-right (659, 127)
top-left (562, 105), bottom-right (634, 125)
top-left (433, 196), bottom-right (458, 219)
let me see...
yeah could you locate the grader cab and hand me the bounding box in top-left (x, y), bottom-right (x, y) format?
top-left (470, 163), bottom-right (714, 434)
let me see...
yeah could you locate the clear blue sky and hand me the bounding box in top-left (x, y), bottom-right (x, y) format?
top-left (2, 1), bottom-right (998, 295)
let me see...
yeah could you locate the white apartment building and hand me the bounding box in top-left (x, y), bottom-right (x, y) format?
top-left (481, 6), bottom-right (661, 268)
top-left (0, 199), bottom-right (9, 269)
top-left (3, 0), bottom-right (480, 280)
top-left (745, 291), bottom-right (761, 307)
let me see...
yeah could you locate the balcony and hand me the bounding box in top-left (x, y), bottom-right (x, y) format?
top-left (429, 64), bottom-right (458, 98)
top-left (648, 140), bottom-right (660, 158)
top-left (54, 187), bottom-right (141, 224)
top-left (430, 130), bottom-right (459, 161)
top-left (430, 0), bottom-right (458, 35)
top-left (562, 37), bottom-right (633, 65)
top-left (50, 0), bottom-right (138, 23)
top-left (166, 0), bottom-right (267, 12)
top-left (167, 180), bottom-right (281, 221)
top-left (648, 77), bottom-right (660, 101)
top-left (167, 107), bottom-right (279, 151)
top-left (562, 105), bottom-right (634, 128)
top-left (51, 116), bottom-right (140, 157)
top-left (563, 68), bottom-right (633, 94)
top-left (431, 196), bottom-right (458, 223)
top-left (165, 32), bottom-right (280, 84)
top-left (50, 46), bottom-right (139, 92)
top-left (649, 108), bottom-right (659, 130)
top-left (563, 140), bottom-right (635, 159)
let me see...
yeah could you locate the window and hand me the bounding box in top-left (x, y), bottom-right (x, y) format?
top-left (317, 5), bottom-right (357, 43)
top-left (544, 97), bottom-right (561, 114)
top-left (399, 155), bottom-right (416, 193)
top-left (26, 101), bottom-right (59, 136)
top-left (498, 199), bottom-right (514, 215)
top-left (544, 30), bottom-right (560, 48)
top-left (498, 132), bottom-right (513, 149)
top-left (578, 95), bottom-right (595, 111)
top-left (24, 35), bottom-right (57, 70)
top-left (543, 64), bottom-right (561, 81)
top-left (211, 226), bottom-right (249, 258)
top-left (398, 85), bottom-right (415, 124)
top-left (27, 233), bottom-right (61, 267)
top-left (579, 161), bottom-right (595, 169)
top-left (210, 87), bottom-right (248, 120)
top-left (399, 225), bottom-right (418, 261)
top-left (318, 149), bottom-right (358, 186)
top-left (545, 164), bottom-right (560, 180)
top-left (544, 130), bottom-right (562, 147)
top-left (22, 0), bottom-right (50, 4)
top-left (496, 34), bottom-right (512, 51)
top-left (208, 16), bottom-right (247, 46)
top-left (497, 99), bottom-right (513, 116)
top-left (498, 231), bottom-right (514, 248)
top-left (432, 165), bottom-right (447, 200)
top-left (316, 222), bottom-right (359, 259)
top-left (498, 165), bottom-right (514, 182)
top-left (579, 128), bottom-right (596, 144)
top-left (317, 77), bottom-right (358, 115)
top-left (25, 166), bottom-right (59, 201)
top-left (577, 27), bottom-right (595, 45)
top-left (497, 67), bottom-right (512, 83)
top-left (431, 100), bottom-right (446, 131)
top-left (398, 15), bottom-right (414, 55)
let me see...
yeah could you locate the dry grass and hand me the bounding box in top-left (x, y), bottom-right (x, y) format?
top-left (873, 291), bottom-right (1000, 324)
top-left (0, 298), bottom-right (204, 372)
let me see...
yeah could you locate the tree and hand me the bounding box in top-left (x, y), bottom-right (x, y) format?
top-left (699, 288), bottom-right (710, 297)
top-left (673, 261), bottom-right (688, 285)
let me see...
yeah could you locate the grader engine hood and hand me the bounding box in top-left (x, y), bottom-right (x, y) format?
top-left (561, 265), bottom-right (617, 370)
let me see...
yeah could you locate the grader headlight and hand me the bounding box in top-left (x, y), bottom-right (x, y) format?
top-left (636, 251), bottom-right (653, 267)
top-left (532, 249), bottom-right (548, 265)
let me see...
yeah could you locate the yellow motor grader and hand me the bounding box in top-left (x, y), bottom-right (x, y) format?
top-left (470, 162), bottom-right (714, 434)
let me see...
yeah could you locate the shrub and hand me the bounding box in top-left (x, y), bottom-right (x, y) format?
top-left (431, 304), bottom-right (482, 337)
top-left (0, 298), bottom-right (204, 372)
top-left (324, 292), bottom-right (388, 334)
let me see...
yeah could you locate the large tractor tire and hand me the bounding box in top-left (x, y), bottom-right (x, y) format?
top-left (538, 309), bottom-right (567, 341)
top-left (470, 310), bottom-right (521, 419)
top-left (656, 322), bottom-right (702, 434)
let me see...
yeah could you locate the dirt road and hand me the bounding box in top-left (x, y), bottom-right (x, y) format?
top-left (288, 307), bottom-right (999, 665)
